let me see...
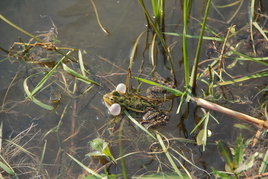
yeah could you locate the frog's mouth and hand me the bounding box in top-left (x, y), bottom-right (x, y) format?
top-left (103, 95), bottom-right (121, 116)
top-left (103, 95), bottom-right (111, 107)
top-left (103, 96), bottom-right (111, 108)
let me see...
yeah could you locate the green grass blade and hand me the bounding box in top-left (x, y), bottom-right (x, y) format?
top-left (0, 122), bottom-right (2, 153)
top-left (190, 113), bottom-right (207, 134)
top-left (231, 50), bottom-right (268, 66)
top-left (0, 155), bottom-right (18, 178)
top-left (253, 22), bottom-right (268, 41)
top-left (214, 70), bottom-right (268, 86)
top-left (151, 0), bottom-right (158, 20)
top-left (150, 33), bottom-right (157, 67)
top-left (6, 140), bottom-right (37, 157)
top-left (118, 120), bottom-right (127, 179)
top-left (61, 63), bottom-right (101, 86)
top-left (28, 51), bottom-right (72, 98)
top-left (78, 50), bottom-right (87, 77)
top-left (129, 31), bottom-right (145, 70)
top-left (226, 0), bottom-right (243, 24)
top-left (169, 153), bottom-right (192, 179)
top-left (138, 0), bottom-right (163, 42)
top-left (90, 0), bottom-right (109, 35)
top-left (193, 114), bottom-right (216, 150)
top-left (67, 153), bottom-right (103, 178)
top-left (124, 110), bottom-right (156, 140)
top-left (201, 113), bottom-right (210, 151)
top-left (226, 56), bottom-right (268, 61)
top-left (171, 147), bottom-right (211, 178)
top-left (259, 140), bottom-right (268, 174)
top-left (217, 140), bottom-right (234, 170)
top-left (156, 132), bottom-right (184, 178)
top-left (233, 135), bottom-right (244, 169)
top-left (189, 0), bottom-right (212, 98)
top-left (0, 14), bottom-right (77, 62)
top-left (183, 0), bottom-right (190, 89)
top-left (23, 74), bottom-right (54, 110)
top-left (249, 0), bottom-right (256, 54)
top-left (0, 161), bottom-right (15, 176)
top-left (38, 140), bottom-right (47, 175)
top-left (215, 0), bottom-right (241, 8)
top-left (176, 93), bottom-right (186, 114)
top-left (134, 77), bottom-right (184, 96)
top-left (0, 14), bottom-right (45, 43)
top-left (164, 32), bottom-right (224, 41)
top-left (138, 0), bottom-right (176, 79)
top-left (211, 1), bottom-right (224, 19)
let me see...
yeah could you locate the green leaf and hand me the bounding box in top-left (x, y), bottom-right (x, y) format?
top-left (212, 167), bottom-right (235, 179)
top-left (23, 51), bottom-right (73, 110)
top-left (27, 51), bottom-right (72, 98)
top-left (134, 77), bottom-right (184, 96)
top-left (196, 129), bottom-right (212, 146)
top-left (132, 172), bottom-right (190, 179)
top-left (124, 110), bottom-right (156, 140)
top-left (215, 70), bottom-right (268, 86)
top-left (253, 22), bottom-right (268, 41)
top-left (234, 152), bottom-right (259, 173)
top-left (90, 138), bottom-right (104, 152)
top-left (85, 151), bottom-right (105, 157)
top-left (156, 133), bottom-right (184, 178)
top-left (164, 32), bottom-right (224, 42)
top-left (102, 145), bottom-right (117, 164)
top-left (23, 75), bottom-right (54, 110)
top-left (78, 50), bottom-right (87, 77)
top-left (67, 153), bottom-right (103, 178)
top-left (217, 140), bottom-right (234, 170)
top-left (259, 149), bottom-right (268, 174)
top-left (0, 161), bottom-right (15, 175)
top-left (233, 124), bottom-right (254, 132)
top-left (61, 63), bottom-right (101, 86)
top-left (89, 138), bottom-right (117, 164)
top-left (233, 135), bottom-right (244, 169)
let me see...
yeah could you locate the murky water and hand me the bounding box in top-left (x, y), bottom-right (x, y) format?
top-left (0, 0), bottom-right (268, 178)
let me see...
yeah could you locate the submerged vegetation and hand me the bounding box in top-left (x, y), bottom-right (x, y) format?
top-left (0, 0), bottom-right (268, 178)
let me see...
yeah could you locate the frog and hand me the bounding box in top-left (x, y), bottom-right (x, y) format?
top-left (103, 88), bottom-right (170, 128)
top-left (103, 74), bottom-right (175, 128)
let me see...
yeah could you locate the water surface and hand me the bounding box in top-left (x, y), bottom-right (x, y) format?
top-left (0, 0), bottom-right (267, 178)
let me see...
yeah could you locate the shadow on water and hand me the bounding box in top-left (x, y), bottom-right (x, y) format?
top-left (0, 0), bottom-right (268, 178)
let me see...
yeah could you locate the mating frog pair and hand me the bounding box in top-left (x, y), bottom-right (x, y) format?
top-left (103, 74), bottom-right (175, 128)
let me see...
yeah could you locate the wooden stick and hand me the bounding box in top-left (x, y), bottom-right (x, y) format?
top-left (190, 97), bottom-right (268, 129)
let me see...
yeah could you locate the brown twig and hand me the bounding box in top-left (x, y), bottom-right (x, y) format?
top-left (191, 97), bottom-right (268, 129)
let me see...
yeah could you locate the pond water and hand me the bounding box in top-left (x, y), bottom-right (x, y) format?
top-left (0, 0), bottom-right (268, 178)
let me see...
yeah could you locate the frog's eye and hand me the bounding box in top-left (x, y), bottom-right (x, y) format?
top-left (110, 96), bottom-right (114, 101)
top-left (109, 103), bottom-right (121, 116)
top-left (116, 83), bottom-right (126, 93)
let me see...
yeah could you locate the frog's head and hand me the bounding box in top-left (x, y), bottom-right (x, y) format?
top-left (103, 83), bottom-right (127, 116)
top-left (103, 91), bottom-right (121, 116)
top-left (103, 91), bottom-right (122, 106)
top-left (103, 90), bottom-right (124, 116)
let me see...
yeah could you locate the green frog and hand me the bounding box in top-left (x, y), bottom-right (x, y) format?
top-left (103, 75), bottom-right (175, 128)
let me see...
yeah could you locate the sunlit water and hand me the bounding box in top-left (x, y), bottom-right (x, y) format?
top-left (0, 0), bottom-right (268, 178)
